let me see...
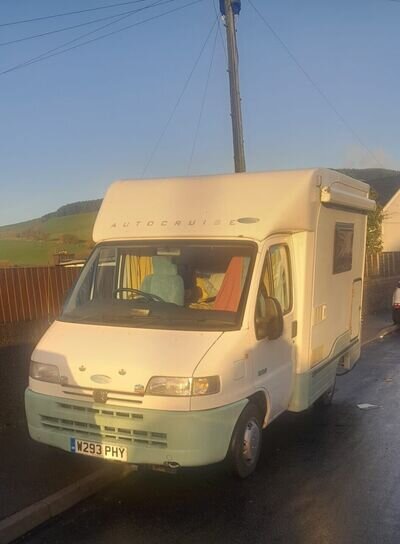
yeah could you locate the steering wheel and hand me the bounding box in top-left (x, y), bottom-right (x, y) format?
top-left (113, 288), bottom-right (165, 303)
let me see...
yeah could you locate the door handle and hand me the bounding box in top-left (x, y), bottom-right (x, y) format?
top-left (291, 320), bottom-right (298, 339)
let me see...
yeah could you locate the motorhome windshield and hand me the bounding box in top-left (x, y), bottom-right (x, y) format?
top-left (61, 242), bottom-right (256, 331)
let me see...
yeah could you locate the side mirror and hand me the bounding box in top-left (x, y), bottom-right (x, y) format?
top-left (255, 296), bottom-right (284, 340)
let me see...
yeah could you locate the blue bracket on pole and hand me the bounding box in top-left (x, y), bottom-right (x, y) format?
top-left (219, 0), bottom-right (241, 16)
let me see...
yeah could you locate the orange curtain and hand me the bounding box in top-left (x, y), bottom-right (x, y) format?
top-left (214, 257), bottom-right (243, 312)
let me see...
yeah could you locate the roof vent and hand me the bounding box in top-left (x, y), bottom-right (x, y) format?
top-left (237, 217), bottom-right (260, 224)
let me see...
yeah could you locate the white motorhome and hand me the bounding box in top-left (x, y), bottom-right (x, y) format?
top-left (26, 169), bottom-right (375, 477)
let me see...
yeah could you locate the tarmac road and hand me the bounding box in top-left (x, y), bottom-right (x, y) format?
top-left (0, 344), bottom-right (103, 521)
top-left (19, 330), bottom-right (400, 544)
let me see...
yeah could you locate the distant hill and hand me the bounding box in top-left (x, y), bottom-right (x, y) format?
top-left (338, 168), bottom-right (400, 206)
top-left (1, 168), bottom-right (400, 266)
top-left (41, 199), bottom-right (103, 221)
top-left (0, 199), bottom-right (102, 232)
top-left (2, 168), bottom-right (400, 233)
top-left (0, 201), bottom-right (101, 266)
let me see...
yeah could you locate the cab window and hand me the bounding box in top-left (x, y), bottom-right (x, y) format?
top-left (255, 245), bottom-right (292, 340)
top-left (256, 257), bottom-right (270, 321)
top-left (269, 244), bottom-right (292, 314)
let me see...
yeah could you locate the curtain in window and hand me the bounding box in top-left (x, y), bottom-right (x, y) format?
top-left (214, 257), bottom-right (244, 312)
top-left (123, 256), bottom-right (153, 290)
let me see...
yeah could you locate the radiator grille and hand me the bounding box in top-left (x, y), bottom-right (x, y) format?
top-left (56, 402), bottom-right (144, 419)
top-left (62, 386), bottom-right (143, 405)
top-left (39, 402), bottom-right (167, 448)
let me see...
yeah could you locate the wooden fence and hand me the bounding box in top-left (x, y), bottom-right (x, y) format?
top-left (0, 267), bottom-right (80, 325)
top-left (1, 250), bottom-right (400, 327)
top-left (365, 252), bottom-right (400, 279)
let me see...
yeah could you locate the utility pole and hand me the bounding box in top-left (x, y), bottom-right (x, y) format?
top-left (222, 0), bottom-right (246, 173)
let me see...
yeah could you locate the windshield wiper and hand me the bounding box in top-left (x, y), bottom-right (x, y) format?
top-left (104, 313), bottom-right (169, 324)
top-left (192, 318), bottom-right (235, 326)
top-left (154, 316), bottom-right (235, 326)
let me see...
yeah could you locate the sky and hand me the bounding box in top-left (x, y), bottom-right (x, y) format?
top-left (0, 0), bottom-right (399, 225)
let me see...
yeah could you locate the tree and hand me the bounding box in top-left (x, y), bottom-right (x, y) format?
top-left (366, 189), bottom-right (385, 255)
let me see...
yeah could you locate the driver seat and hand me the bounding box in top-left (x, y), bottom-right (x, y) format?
top-left (141, 256), bottom-right (184, 306)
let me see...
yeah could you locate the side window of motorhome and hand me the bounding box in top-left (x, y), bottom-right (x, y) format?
top-left (333, 223), bottom-right (354, 274)
top-left (256, 261), bottom-right (271, 325)
top-left (255, 244), bottom-right (292, 330)
top-left (269, 244), bottom-right (292, 313)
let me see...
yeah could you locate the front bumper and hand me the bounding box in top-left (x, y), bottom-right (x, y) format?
top-left (25, 389), bottom-right (247, 467)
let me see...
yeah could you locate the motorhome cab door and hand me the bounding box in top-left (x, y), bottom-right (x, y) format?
top-left (252, 237), bottom-right (295, 420)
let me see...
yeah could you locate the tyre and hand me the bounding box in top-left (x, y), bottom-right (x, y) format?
top-left (227, 402), bottom-right (263, 479)
top-left (315, 377), bottom-right (336, 407)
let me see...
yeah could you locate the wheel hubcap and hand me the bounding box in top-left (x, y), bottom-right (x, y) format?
top-left (242, 418), bottom-right (260, 465)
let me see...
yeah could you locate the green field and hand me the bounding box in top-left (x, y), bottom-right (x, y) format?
top-left (38, 212), bottom-right (96, 240)
top-left (0, 239), bottom-right (91, 266)
top-left (0, 212), bottom-right (97, 266)
top-left (0, 212), bottom-right (96, 239)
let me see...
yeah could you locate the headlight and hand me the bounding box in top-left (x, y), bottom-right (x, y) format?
top-left (30, 361), bottom-right (60, 384)
top-left (146, 376), bottom-right (220, 397)
top-left (192, 376), bottom-right (220, 396)
top-left (146, 377), bottom-right (191, 397)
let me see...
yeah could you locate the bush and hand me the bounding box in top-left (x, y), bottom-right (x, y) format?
top-left (367, 189), bottom-right (385, 255)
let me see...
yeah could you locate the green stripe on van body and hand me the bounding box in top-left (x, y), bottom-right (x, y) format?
top-left (288, 339), bottom-right (360, 412)
top-left (25, 389), bottom-right (247, 467)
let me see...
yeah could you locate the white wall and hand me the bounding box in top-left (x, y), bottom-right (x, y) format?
top-left (383, 190), bottom-right (400, 252)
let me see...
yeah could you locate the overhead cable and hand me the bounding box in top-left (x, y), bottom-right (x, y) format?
top-left (249, 0), bottom-right (384, 168)
top-left (212, 0), bottom-right (227, 62)
top-left (187, 24), bottom-right (219, 174)
top-left (0, 0), bottom-right (157, 28)
top-left (0, 5), bottom-right (163, 48)
top-left (142, 16), bottom-right (218, 176)
top-left (0, 0), bottom-right (201, 78)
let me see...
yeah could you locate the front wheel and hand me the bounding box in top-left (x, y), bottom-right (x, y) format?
top-left (227, 402), bottom-right (263, 479)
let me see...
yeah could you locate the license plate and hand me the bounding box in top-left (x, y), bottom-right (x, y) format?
top-left (70, 438), bottom-right (128, 461)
